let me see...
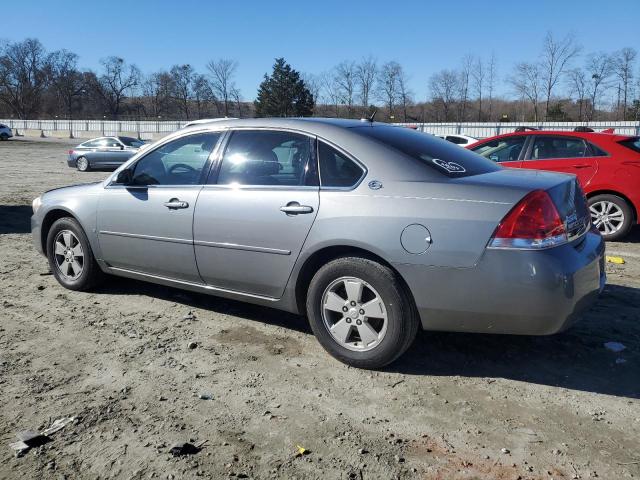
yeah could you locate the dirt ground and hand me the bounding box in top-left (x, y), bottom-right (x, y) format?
top-left (0, 137), bottom-right (639, 480)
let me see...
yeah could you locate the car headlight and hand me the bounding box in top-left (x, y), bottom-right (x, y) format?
top-left (32, 196), bottom-right (42, 214)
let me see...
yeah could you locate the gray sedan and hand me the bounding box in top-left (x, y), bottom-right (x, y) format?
top-left (32, 118), bottom-right (605, 368)
top-left (67, 136), bottom-right (146, 171)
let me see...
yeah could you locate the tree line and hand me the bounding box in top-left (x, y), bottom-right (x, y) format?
top-left (0, 34), bottom-right (638, 122)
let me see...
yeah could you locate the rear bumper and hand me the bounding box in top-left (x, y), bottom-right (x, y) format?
top-left (395, 229), bottom-right (605, 335)
top-left (67, 156), bottom-right (77, 168)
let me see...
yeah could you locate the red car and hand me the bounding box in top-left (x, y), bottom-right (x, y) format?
top-left (468, 128), bottom-right (640, 240)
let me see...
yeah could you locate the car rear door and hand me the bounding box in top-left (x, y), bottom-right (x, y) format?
top-left (522, 135), bottom-right (598, 188)
top-left (193, 129), bottom-right (319, 298)
top-left (97, 132), bottom-right (222, 282)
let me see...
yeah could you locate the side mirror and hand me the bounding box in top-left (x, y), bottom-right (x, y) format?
top-left (120, 145), bottom-right (124, 150)
top-left (116, 168), bottom-right (133, 185)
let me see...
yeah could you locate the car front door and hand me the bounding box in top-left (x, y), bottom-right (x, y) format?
top-left (469, 135), bottom-right (527, 168)
top-left (522, 135), bottom-right (598, 188)
top-left (97, 131), bottom-right (222, 282)
top-left (193, 129), bottom-right (319, 298)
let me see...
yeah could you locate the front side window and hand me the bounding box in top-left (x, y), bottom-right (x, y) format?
top-left (130, 132), bottom-right (220, 185)
top-left (471, 136), bottom-right (526, 163)
top-left (318, 141), bottom-right (364, 187)
top-left (529, 136), bottom-right (587, 160)
top-left (216, 130), bottom-right (313, 186)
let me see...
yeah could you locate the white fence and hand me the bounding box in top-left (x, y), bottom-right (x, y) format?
top-left (2, 118), bottom-right (639, 139)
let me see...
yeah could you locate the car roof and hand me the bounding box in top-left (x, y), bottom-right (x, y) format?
top-left (478, 130), bottom-right (632, 143)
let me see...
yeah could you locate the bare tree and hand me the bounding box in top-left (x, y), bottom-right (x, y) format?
top-left (230, 86), bottom-right (243, 117)
top-left (429, 69), bottom-right (459, 121)
top-left (355, 56), bottom-right (377, 112)
top-left (92, 56), bottom-right (141, 118)
top-left (540, 31), bottom-right (581, 119)
top-left (377, 61), bottom-right (401, 120)
top-left (170, 64), bottom-right (195, 119)
top-left (320, 71), bottom-right (341, 117)
top-left (0, 38), bottom-right (51, 118)
top-left (301, 72), bottom-right (322, 108)
top-left (207, 59), bottom-right (238, 117)
top-left (142, 71), bottom-right (175, 117)
top-left (585, 52), bottom-right (614, 120)
top-left (487, 52), bottom-right (497, 121)
top-left (614, 47), bottom-right (637, 119)
top-left (335, 61), bottom-right (357, 117)
top-left (508, 62), bottom-right (542, 121)
top-left (567, 68), bottom-right (588, 121)
top-left (471, 57), bottom-right (486, 121)
top-left (48, 49), bottom-right (85, 120)
top-left (193, 74), bottom-right (214, 119)
top-left (396, 65), bottom-right (412, 122)
top-left (457, 55), bottom-right (473, 121)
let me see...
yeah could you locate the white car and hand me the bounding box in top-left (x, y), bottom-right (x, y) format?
top-left (0, 123), bottom-right (13, 141)
top-left (437, 134), bottom-right (478, 147)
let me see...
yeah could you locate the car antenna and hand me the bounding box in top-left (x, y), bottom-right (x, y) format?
top-left (368, 109), bottom-right (377, 123)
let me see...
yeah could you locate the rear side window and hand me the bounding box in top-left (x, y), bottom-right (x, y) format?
top-left (216, 130), bottom-right (313, 186)
top-left (619, 137), bottom-right (640, 153)
top-left (471, 136), bottom-right (526, 163)
top-left (81, 139), bottom-right (102, 148)
top-left (354, 126), bottom-right (500, 176)
top-left (529, 136), bottom-right (587, 160)
top-left (588, 142), bottom-right (609, 157)
top-left (318, 142), bottom-right (364, 187)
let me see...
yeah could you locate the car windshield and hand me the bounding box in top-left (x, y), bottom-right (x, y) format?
top-left (119, 136), bottom-right (145, 148)
top-left (351, 125), bottom-right (500, 177)
top-left (619, 137), bottom-right (640, 153)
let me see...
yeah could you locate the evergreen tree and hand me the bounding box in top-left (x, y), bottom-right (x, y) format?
top-left (255, 58), bottom-right (314, 117)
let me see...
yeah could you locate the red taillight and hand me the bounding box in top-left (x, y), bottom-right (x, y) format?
top-left (490, 190), bottom-right (567, 249)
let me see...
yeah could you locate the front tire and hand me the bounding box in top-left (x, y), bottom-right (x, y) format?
top-left (46, 217), bottom-right (104, 291)
top-left (76, 156), bottom-right (90, 172)
top-left (0, 133), bottom-right (8, 141)
top-left (588, 194), bottom-right (633, 241)
top-left (306, 257), bottom-right (419, 369)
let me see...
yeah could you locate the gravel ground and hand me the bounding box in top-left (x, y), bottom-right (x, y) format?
top-left (1, 138), bottom-right (639, 480)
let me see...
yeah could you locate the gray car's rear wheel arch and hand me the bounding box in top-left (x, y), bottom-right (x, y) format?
top-left (295, 246), bottom-right (418, 316)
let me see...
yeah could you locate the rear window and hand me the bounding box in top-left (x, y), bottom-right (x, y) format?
top-left (619, 137), bottom-right (640, 153)
top-left (352, 125), bottom-right (500, 177)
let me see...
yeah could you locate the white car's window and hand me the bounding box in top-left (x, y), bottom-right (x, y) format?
top-left (130, 132), bottom-right (220, 186)
top-left (215, 130), bottom-right (313, 186)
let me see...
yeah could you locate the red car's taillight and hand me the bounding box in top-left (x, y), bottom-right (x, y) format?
top-left (489, 190), bottom-right (567, 249)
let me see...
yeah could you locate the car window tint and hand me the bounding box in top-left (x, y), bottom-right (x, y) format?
top-left (81, 139), bottom-right (101, 148)
top-left (318, 142), bottom-right (364, 187)
top-left (354, 125), bottom-right (500, 176)
top-left (104, 138), bottom-right (122, 148)
top-left (618, 137), bottom-right (640, 154)
top-left (588, 142), bottom-right (609, 156)
top-left (471, 136), bottom-right (526, 163)
top-left (216, 130), bottom-right (312, 186)
top-left (119, 136), bottom-right (144, 148)
top-left (131, 132), bottom-right (219, 186)
top-left (530, 136), bottom-right (587, 160)
top-left (446, 136), bottom-right (466, 145)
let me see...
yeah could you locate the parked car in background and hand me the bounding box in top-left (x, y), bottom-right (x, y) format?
top-left (32, 118), bottom-right (604, 368)
top-left (0, 123), bottom-right (13, 141)
top-left (469, 128), bottom-right (640, 241)
top-left (437, 134), bottom-right (478, 147)
top-left (68, 136), bottom-right (146, 171)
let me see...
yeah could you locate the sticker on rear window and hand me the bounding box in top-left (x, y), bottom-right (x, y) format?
top-left (432, 158), bottom-right (466, 173)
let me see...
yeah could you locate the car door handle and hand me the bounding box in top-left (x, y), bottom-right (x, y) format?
top-left (572, 164), bottom-right (591, 169)
top-left (164, 198), bottom-right (189, 209)
top-left (280, 202), bottom-right (314, 215)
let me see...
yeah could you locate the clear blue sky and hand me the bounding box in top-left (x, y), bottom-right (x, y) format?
top-left (4, 0), bottom-right (639, 100)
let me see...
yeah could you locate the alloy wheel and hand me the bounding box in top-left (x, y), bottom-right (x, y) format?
top-left (590, 201), bottom-right (624, 236)
top-left (53, 230), bottom-right (84, 280)
top-left (321, 276), bottom-right (388, 352)
top-left (76, 157), bottom-right (88, 171)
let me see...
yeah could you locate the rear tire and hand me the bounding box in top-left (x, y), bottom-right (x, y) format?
top-left (588, 194), bottom-right (633, 241)
top-left (46, 217), bottom-right (104, 291)
top-left (76, 156), bottom-right (90, 172)
top-left (306, 256), bottom-right (419, 369)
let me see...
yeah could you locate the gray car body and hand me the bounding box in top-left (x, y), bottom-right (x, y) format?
top-left (67, 136), bottom-right (143, 169)
top-left (34, 118), bottom-right (605, 335)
